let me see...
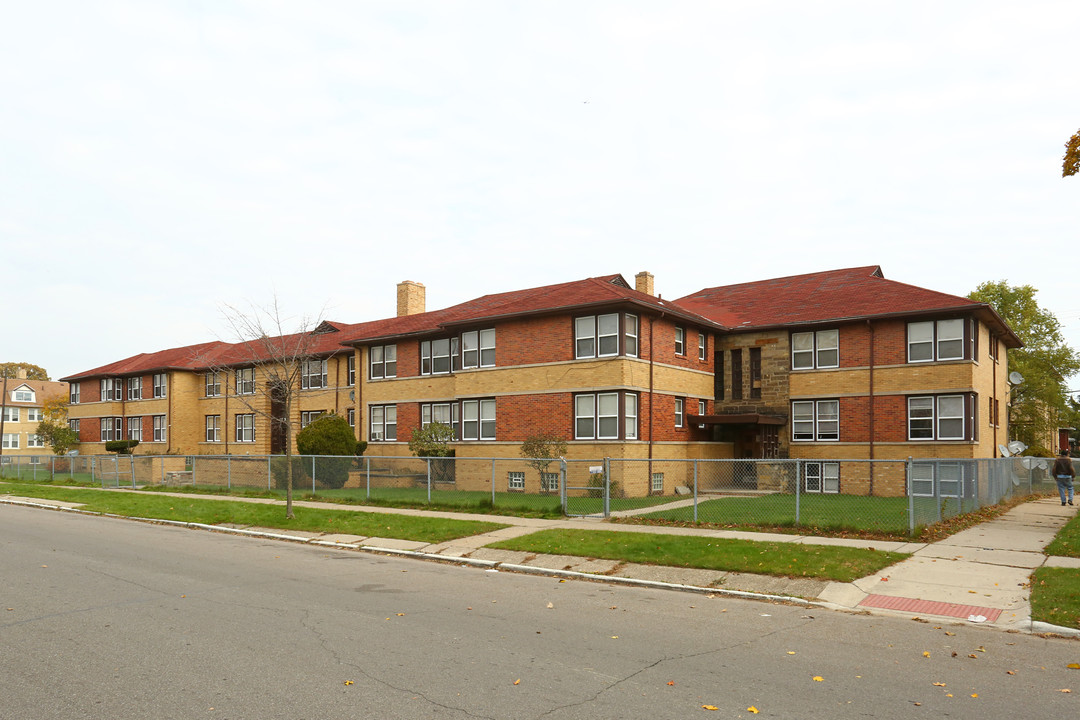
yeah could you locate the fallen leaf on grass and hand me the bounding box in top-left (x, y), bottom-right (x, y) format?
top-left (933, 682), bottom-right (946, 687)
top-left (343, 681), bottom-right (353, 686)
top-left (546, 602), bottom-right (554, 609)
top-left (748, 707), bottom-right (759, 714)
top-left (701, 705), bottom-right (717, 711)
top-left (787, 651), bottom-right (796, 655)
top-left (396, 613), bottom-right (405, 617)
top-left (1061, 689), bottom-right (1072, 693)
top-left (611, 636), bottom-right (619, 639)
top-left (944, 631), bottom-right (955, 636)
top-left (971, 693), bottom-right (978, 698)
top-left (813, 676), bottom-right (824, 682)
top-left (513, 679), bottom-right (520, 685)
top-left (1067, 664), bottom-right (1080, 670)
top-left (968, 654), bottom-right (978, 659)
top-left (1007, 671), bottom-right (1016, 675)
top-left (976, 646), bottom-right (986, 653)
top-left (923, 652), bottom-right (931, 658)
top-left (667, 681), bottom-right (675, 686)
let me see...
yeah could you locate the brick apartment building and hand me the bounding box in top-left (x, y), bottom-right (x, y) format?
top-left (61, 266), bottom-right (1021, 495)
top-left (1, 375), bottom-right (69, 459)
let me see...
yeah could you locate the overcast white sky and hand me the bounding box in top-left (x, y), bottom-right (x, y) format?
top-left (3, 1), bottom-right (1079, 382)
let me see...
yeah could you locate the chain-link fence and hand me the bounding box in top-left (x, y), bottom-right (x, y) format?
top-left (0, 452), bottom-right (1062, 534)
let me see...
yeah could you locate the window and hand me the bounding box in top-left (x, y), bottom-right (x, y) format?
top-left (27, 434), bottom-right (44, 448)
top-left (911, 462), bottom-right (967, 497)
top-left (1, 407), bottom-right (18, 422)
top-left (421, 339), bottom-right (452, 375)
top-left (698, 332), bottom-right (707, 361)
top-left (908, 394), bottom-right (972, 441)
top-left (715, 352), bottom-right (725, 401)
top-left (127, 417), bottom-right (142, 441)
top-left (100, 416), bottom-right (123, 442)
top-left (908, 319), bottom-right (965, 362)
top-left (205, 372), bottom-right (221, 397)
top-left (2, 433), bottom-right (18, 449)
top-left (461, 329), bottom-right (496, 369)
top-left (301, 359), bottom-right (328, 389)
top-left (301, 410), bottom-right (325, 428)
top-left (152, 415), bottom-right (166, 442)
top-left (625, 315), bottom-right (639, 358)
top-left (27, 408), bottom-right (42, 422)
top-left (101, 378), bottom-right (122, 401)
top-left (574, 313), bottom-right (626, 359)
top-left (675, 398), bottom-right (684, 427)
top-left (127, 377), bottom-right (142, 401)
top-left (749, 347), bottom-right (762, 399)
top-left (70, 383), bottom-right (80, 404)
top-left (651, 472), bottom-right (664, 493)
top-left (698, 399), bottom-right (707, 428)
top-left (791, 329), bottom-right (839, 369)
top-left (791, 400), bottom-right (839, 441)
top-left (69, 419), bottom-right (80, 435)
top-left (574, 392), bottom-right (638, 440)
top-left (541, 472), bottom-right (560, 492)
top-left (675, 327), bottom-right (685, 355)
top-left (460, 399), bottom-right (495, 441)
top-left (804, 462), bottom-right (840, 493)
top-left (205, 415), bottom-right (220, 442)
top-left (152, 373), bottom-right (166, 398)
top-left (370, 345), bottom-right (397, 379)
top-left (234, 414), bottom-right (255, 443)
top-left (730, 350), bottom-right (743, 400)
top-left (347, 408), bottom-right (355, 428)
top-left (13, 388), bottom-right (33, 402)
top-left (347, 355), bottom-right (356, 386)
top-left (236, 368), bottom-right (255, 395)
top-left (421, 402), bottom-right (459, 437)
top-left (369, 405), bottom-right (397, 441)
top-left (508, 471), bottom-right (525, 490)
top-left (988, 334), bottom-right (999, 362)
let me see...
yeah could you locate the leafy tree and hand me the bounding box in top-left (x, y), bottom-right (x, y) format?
top-left (35, 394), bottom-right (79, 454)
top-left (409, 423), bottom-right (455, 484)
top-left (408, 422), bottom-right (455, 458)
top-left (0, 362), bottom-right (49, 380)
top-left (1065, 129), bottom-right (1080, 177)
top-left (295, 414), bottom-right (356, 489)
top-left (968, 281), bottom-right (1080, 449)
top-left (520, 432), bottom-right (567, 494)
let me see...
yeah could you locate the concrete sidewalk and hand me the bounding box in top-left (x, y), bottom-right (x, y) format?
top-left (2, 489), bottom-right (1077, 635)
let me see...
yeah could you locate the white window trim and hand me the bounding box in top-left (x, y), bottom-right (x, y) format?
top-left (907, 394), bottom-right (970, 441)
top-left (791, 400), bottom-right (840, 442)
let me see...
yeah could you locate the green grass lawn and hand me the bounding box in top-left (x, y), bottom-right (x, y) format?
top-left (1044, 512), bottom-right (1080, 557)
top-left (629, 493), bottom-right (953, 536)
top-left (487, 528), bottom-right (906, 582)
top-left (1030, 567), bottom-right (1080, 629)
top-left (0, 481), bottom-right (506, 543)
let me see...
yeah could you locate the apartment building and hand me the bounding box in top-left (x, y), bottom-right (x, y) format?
top-left (0, 375), bottom-right (69, 458)
top-left (61, 266), bottom-right (1020, 496)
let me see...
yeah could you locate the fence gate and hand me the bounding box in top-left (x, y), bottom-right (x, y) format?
top-left (563, 459), bottom-right (609, 518)
top-left (96, 455), bottom-right (135, 488)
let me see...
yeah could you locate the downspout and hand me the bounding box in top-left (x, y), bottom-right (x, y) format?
top-left (648, 316), bottom-right (656, 463)
top-left (224, 373), bottom-right (230, 455)
top-left (335, 353), bottom-right (341, 415)
top-left (166, 373), bottom-right (173, 453)
top-left (0, 374), bottom-right (8, 457)
top-left (866, 320), bottom-right (875, 496)
top-left (992, 337), bottom-right (998, 457)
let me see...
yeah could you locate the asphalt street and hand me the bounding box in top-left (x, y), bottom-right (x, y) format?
top-left (1, 504), bottom-right (1077, 719)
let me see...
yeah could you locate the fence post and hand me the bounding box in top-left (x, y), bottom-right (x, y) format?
top-left (365, 456), bottom-right (370, 499)
top-left (693, 460), bottom-right (699, 524)
top-left (603, 457), bottom-right (610, 518)
top-left (934, 460), bottom-right (942, 523)
top-left (268, 456), bottom-right (272, 491)
top-left (227, 455), bottom-right (232, 490)
top-left (491, 458), bottom-right (496, 507)
top-left (907, 457), bottom-right (915, 536)
top-left (560, 458), bottom-right (567, 516)
top-left (311, 456), bottom-right (316, 494)
top-left (426, 458), bottom-right (432, 504)
top-left (795, 459), bottom-right (801, 526)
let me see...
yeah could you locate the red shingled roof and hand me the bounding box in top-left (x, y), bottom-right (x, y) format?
top-left (676, 266), bottom-right (1020, 346)
top-left (339, 274), bottom-right (720, 344)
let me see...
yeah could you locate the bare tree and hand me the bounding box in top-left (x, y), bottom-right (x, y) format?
top-left (207, 297), bottom-right (330, 519)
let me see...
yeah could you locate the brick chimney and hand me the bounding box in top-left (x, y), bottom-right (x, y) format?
top-left (635, 271), bottom-right (655, 296)
top-left (397, 281), bottom-right (426, 317)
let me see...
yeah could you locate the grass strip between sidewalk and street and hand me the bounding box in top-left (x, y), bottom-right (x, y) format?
top-left (487, 528), bottom-right (908, 582)
top-left (1043, 511), bottom-right (1080, 557)
top-left (0, 482), bottom-right (506, 543)
top-left (1030, 567), bottom-right (1080, 630)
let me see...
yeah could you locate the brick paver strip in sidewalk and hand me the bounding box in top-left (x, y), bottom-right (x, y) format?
top-left (859, 594), bottom-right (1002, 622)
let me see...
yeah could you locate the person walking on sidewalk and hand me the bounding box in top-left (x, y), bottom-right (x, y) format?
top-left (1052, 449), bottom-right (1075, 506)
